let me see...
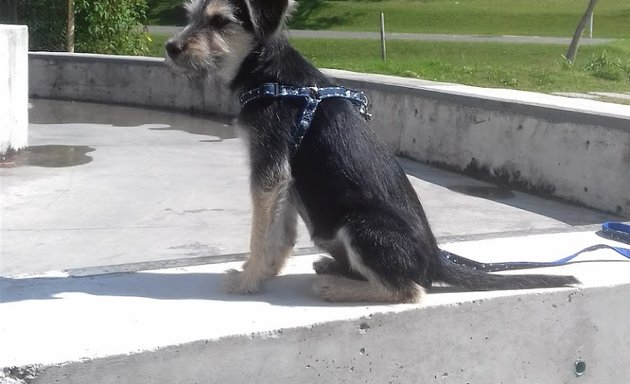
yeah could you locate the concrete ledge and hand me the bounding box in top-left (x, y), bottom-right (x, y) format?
top-left (28, 52), bottom-right (238, 117)
top-left (2, 98), bottom-right (629, 383)
top-left (2, 231), bottom-right (630, 383)
top-left (27, 52), bottom-right (630, 216)
top-left (1, 24), bottom-right (28, 155)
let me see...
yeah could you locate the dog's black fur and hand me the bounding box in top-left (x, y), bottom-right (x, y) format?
top-left (167, 0), bottom-right (579, 302)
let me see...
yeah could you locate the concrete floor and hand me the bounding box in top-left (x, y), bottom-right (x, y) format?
top-left (0, 98), bottom-right (622, 276)
top-left (2, 100), bottom-right (630, 383)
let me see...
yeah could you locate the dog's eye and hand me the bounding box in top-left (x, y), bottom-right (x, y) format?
top-left (208, 15), bottom-right (231, 29)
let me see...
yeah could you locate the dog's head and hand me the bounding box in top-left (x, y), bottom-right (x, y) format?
top-left (165, 0), bottom-right (296, 80)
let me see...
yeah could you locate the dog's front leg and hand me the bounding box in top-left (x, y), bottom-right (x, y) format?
top-left (226, 168), bottom-right (297, 294)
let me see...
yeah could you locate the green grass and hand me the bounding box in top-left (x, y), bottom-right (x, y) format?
top-left (147, 0), bottom-right (630, 38)
top-left (148, 33), bottom-right (630, 94)
top-left (289, 0), bottom-right (630, 38)
top-left (292, 38), bottom-right (630, 92)
top-left (148, 33), bottom-right (169, 56)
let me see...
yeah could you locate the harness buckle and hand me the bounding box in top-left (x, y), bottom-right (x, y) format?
top-left (361, 106), bottom-right (373, 121)
top-left (269, 83), bottom-right (280, 97)
top-left (308, 86), bottom-right (319, 99)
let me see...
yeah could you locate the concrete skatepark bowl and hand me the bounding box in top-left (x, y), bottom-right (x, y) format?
top-left (1, 46), bottom-right (630, 383)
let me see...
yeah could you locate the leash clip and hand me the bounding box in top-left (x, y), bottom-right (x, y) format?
top-left (308, 86), bottom-right (320, 99)
top-left (360, 104), bottom-right (372, 121)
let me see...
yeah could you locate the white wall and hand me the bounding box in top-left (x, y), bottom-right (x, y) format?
top-left (0, 24), bottom-right (28, 155)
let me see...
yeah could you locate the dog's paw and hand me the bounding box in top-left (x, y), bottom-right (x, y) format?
top-left (313, 257), bottom-right (337, 275)
top-left (224, 268), bottom-right (262, 294)
top-left (312, 275), bottom-right (337, 301)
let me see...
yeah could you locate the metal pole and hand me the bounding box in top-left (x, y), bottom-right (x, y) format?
top-left (588, 11), bottom-right (593, 39)
top-left (380, 12), bottom-right (386, 61)
top-left (67, 0), bottom-right (75, 52)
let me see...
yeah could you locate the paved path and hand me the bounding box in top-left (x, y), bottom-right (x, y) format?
top-left (553, 91), bottom-right (630, 105)
top-left (148, 26), bottom-right (614, 45)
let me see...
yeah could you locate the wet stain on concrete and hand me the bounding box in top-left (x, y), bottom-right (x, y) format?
top-left (149, 118), bottom-right (238, 143)
top-left (462, 157), bottom-right (556, 196)
top-left (168, 242), bottom-right (221, 257)
top-left (149, 123), bottom-right (237, 140)
top-left (0, 145), bottom-right (95, 168)
top-left (447, 185), bottom-right (515, 200)
top-left (28, 99), bottom-right (238, 140)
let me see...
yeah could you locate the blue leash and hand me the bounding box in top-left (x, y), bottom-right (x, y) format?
top-left (240, 83), bottom-right (371, 152)
top-left (601, 221), bottom-right (630, 244)
top-left (442, 222), bottom-right (630, 272)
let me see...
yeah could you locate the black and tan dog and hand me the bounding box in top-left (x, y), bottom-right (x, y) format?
top-left (165, 0), bottom-right (578, 302)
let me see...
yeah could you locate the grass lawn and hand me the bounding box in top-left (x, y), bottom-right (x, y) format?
top-left (289, 0), bottom-right (630, 38)
top-left (148, 33), bottom-right (630, 94)
top-left (147, 0), bottom-right (630, 38)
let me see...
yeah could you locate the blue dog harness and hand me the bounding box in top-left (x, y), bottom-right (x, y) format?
top-left (240, 83), bottom-right (371, 151)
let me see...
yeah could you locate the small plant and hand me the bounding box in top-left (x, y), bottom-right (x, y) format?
top-left (584, 50), bottom-right (630, 81)
top-left (560, 55), bottom-right (574, 70)
top-left (500, 76), bottom-right (518, 88)
top-left (402, 70), bottom-right (419, 78)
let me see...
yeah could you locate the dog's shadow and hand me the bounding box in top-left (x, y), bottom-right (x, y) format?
top-left (0, 271), bottom-right (469, 306)
top-left (0, 272), bottom-right (358, 307)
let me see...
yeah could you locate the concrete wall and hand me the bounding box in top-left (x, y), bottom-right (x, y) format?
top-left (1, 25), bottom-right (28, 155)
top-left (332, 70), bottom-right (630, 217)
top-left (28, 53), bottom-right (630, 216)
top-left (29, 52), bottom-right (238, 117)
top-left (21, 284), bottom-right (630, 384)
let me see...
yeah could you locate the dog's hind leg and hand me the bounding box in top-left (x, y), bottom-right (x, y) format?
top-left (312, 227), bottom-right (425, 303)
top-left (226, 180), bottom-right (297, 294)
top-left (313, 274), bottom-right (423, 303)
top-left (313, 240), bottom-right (366, 281)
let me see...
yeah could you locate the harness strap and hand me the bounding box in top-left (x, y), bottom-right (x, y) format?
top-left (240, 83), bottom-right (371, 151)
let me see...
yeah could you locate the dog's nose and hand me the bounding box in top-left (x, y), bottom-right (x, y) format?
top-left (165, 39), bottom-right (183, 58)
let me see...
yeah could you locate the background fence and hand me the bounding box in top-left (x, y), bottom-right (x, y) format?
top-left (1, 0), bottom-right (68, 51)
top-left (1, 0), bottom-right (149, 54)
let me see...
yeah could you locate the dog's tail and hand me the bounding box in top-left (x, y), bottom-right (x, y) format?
top-left (432, 250), bottom-right (579, 290)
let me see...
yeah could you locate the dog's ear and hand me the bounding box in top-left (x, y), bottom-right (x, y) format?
top-left (245, 0), bottom-right (296, 39)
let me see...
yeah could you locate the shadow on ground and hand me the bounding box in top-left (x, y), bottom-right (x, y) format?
top-left (29, 99), bottom-right (238, 140)
top-left (0, 272), bottom-right (375, 307)
top-left (400, 158), bottom-right (625, 226)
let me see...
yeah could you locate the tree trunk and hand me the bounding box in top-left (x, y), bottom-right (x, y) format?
top-left (67, 0), bottom-right (75, 53)
top-left (565, 0), bottom-right (599, 64)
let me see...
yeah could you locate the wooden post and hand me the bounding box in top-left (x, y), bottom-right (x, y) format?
top-left (380, 12), bottom-right (386, 61)
top-left (67, 0), bottom-right (75, 53)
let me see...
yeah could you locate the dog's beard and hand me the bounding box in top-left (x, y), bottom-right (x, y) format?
top-left (165, 54), bottom-right (220, 80)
